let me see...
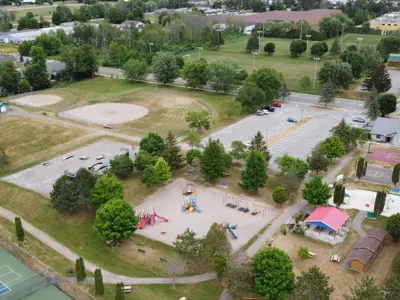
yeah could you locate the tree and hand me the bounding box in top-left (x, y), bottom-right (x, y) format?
top-left (246, 34), bottom-right (259, 52)
top-left (208, 59), bottom-right (241, 93)
top-left (297, 246), bottom-right (310, 260)
top-left (249, 131), bottom-right (272, 162)
top-left (333, 184), bottom-right (345, 208)
top-left (0, 61), bottom-right (21, 95)
top-left (236, 81), bottom-right (266, 112)
top-left (74, 168), bottom-right (97, 209)
top-left (50, 175), bottom-right (80, 214)
top-left (91, 174), bottom-right (124, 208)
top-left (122, 59), bottom-right (149, 81)
top-left (387, 213), bottom-right (400, 242)
top-left (212, 253), bottom-right (227, 281)
top-left (364, 86), bottom-right (380, 120)
top-left (289, 266), bottom-right (334, 300)
top-left (264, 42), bottom-right (275, 55)
top-left (182, 59), bottom-right (209, 90)
top-left (133, 150), bottom-right (157, 171)
top-left (378, 94), bottom-right (397, 117)
top-left (306, 144), bottom-right (329, 174)
top-left (153, 157), bottom-right (172, 184)
top-left (356, 157), bottom-right (367, 179)
top-left (248, 67), bottom-right (283, 104)
top-left (276, 154), bottom-right (309, 180)
top-left (299, 76), bottom-right (312, 89)
top-left (152, 52), bottom-right (179, 84)
top-left (318, 60), bottom-right (353, 90)
top-left (320, 136), bottom-right (345, 160)
top-left (359, 45), bottom-right (383, 72)
top-left (162, 132), bottom-right (184, 170)
top-left (230, 141), bottom-right (248, 161)
top-left (0, 146), bottom-right (8, 171)
top-left (279, 81), bottom-right (291, 100)
top-left (62, 45), bottom-right (98, 80)
top-left (201, 139), bottom-right (228, 183)
top-left (203, 223), bottom-right (231, 258)
top-left (330, 119), bottom-right (368, 150)
top-left (14, 217), bottom-right (25, 243)
top-left (186, 131), bottom-right (201, 149)
top-left (290, 40), bottom-right (307, 57)
top-left (115, 282), bottom-right (125, 300)
top-left (110, 155), bottom-right (134, 179)
top-left (226, 259), bottom-right (254, 297)
top-left (362, 64), bottom-right (392, 93)
top-left (173, 228), bottom-right (203, 260)
top-left (303, 175), bottom-right (331, 206)
top-left (340, 49), bottom-right (365, 79)
top-left (319, 80), bottom-right (336, 107)
top-left (384, 275), bottom-right (400, 300)
top-left (185, 111), bottom-right (211, 132)
top-left (373, 190), bottom-right (386, 217)
top-left (186, 149), bottom-right (202, 165)
top-left (140, 165), bottom-right (158, 186)
top-left (75, 257), bottom-right (86, 282)
top-left (311, 42), bottom-right (326, 57)
top-left (139, 132), bottom-right (165, 156)
top-left (223, 100), bottom-right (242, 119)
top-left (24, 46), bottom-right (50, 91)
top-left (344, 276), bottom-right (385, 300)
top-left (392, 164), bottom-right (400, 186)
top-left (94, 199), bottom-right (139, 242)
top-left (94, 269), bottom-right (104, 296)
top-left (272, 186), bottom-right (289, 206)
top-left (252, 247), bottom-right (295, 300)
top-left (241, 151), bottom-right (268, 193)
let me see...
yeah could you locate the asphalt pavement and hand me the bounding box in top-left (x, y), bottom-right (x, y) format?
top-left (352, 165), bottom-right (394, 186)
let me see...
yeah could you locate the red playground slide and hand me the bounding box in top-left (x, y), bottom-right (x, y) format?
top-left (138, 216), bottom-right (149, 229)
top-left (154, 212), bottom-right (168, 222)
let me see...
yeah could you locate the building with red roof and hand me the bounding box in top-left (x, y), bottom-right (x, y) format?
top-left (305, 207), bottom-right (349, 232)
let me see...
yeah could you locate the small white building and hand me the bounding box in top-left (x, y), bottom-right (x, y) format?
top-left (370, 117), bottom-right (400, 145)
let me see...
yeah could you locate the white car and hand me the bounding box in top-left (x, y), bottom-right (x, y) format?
top-left (261, 109), bottom-right (269, 115)
top-left (93, 164), bottom-right (108, 173)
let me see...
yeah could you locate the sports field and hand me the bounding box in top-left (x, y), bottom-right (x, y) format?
top-left (0, 248), bottom-right (70, 300)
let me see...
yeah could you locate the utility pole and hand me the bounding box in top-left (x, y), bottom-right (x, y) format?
top-left (313, 57), bottom-right (320, 88)
top-left (252, 51), bottom-right (258, 71)
top-left (300, 18), bottom-right (304, 40)
top-left (357, 37), bottom-right (363, 49)
top-left (257, 30), bottom-right (262, 52)
top-left (305, 34), bottom-right (311, 55)
top-left (196, 47), bottom-right (203, 59)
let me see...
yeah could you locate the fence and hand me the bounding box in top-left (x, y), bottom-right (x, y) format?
top-left (0, 235), bottom-right (95, 300)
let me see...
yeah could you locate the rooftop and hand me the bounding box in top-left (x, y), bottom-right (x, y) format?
top-left (357, 237), bottom-right (381, 253)
top-left (367, 228), bottom-right (387, 242)
top-left (371, 118), bottom-right (400, 137)
top-left (305, 207), bottom-right (349, 232)
top-left (349, 248), bottom-right (374, 264)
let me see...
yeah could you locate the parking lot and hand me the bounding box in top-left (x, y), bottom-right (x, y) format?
top-left (2, 140), bottom-right (135, 195)
top-left (351, 165), bottom-right (395, 186)
top-left (206, 103), bottom-right (364, 169)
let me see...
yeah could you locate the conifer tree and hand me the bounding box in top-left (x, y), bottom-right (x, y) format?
top-left (333, 184), bottom-right (345, 208)
top-left (364, 86), bottom-right (380, 120)
top-left (246, 34), bottom-right (259, 52)
top-left (279, 81), bottom-right (291, 100)
top-left (241, 151), bottom-right (267, 192)
top-left (319, 80), bottom-right (335, 107)
top-left (14, 217), bottom-right (25, 243)
top-left (392, 164), bottom-right (400, 186)
top-left (329, 39), bottom-right (341, 57)
top-left (249, 131), bottom-right (271, 162)
top-left (162, 131), bottom-right (184, 170)
top-left (356, 157), bottom-right (366, 179)
top-left (362, 64), bottom-right (392, 93)
top-left (115, 282), bottom-right (125, 300)
top-left (94, 268), bottom-right (105, 296)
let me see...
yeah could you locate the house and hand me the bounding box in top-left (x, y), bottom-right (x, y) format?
top-left (370, 117), bottom-right (400, 145)
top-left (0, 102), bottom-right (10, 113)
top-left (305, 207), bottom-right (350, 233)
top-left (388, 54), bottom-right (400, 66)
top-left (46, 61), bottom-right (65, 79)
top-left (119, 20), bottom-right (145, 31)
top-left (370, 12), bottom-right (400, 32)
top-left (348, 228), bottom-right (386, 273)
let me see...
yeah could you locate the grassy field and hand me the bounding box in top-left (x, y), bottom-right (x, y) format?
top-left (0, 43), bottom-right (18, 54)
top-left (0, 116), bottom-right (89, 170)
top-left (362, 215), bottom-right (389, 232)
top-left (31, 77), bottom-right (243, 137)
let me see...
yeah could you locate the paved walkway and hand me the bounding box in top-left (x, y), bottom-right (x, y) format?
top-left (352, 210), bottom-right (367, 237)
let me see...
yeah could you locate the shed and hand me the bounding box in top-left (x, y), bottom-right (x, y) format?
top-left (0, 102), bottom-right (10, 113)
top-left (370, 117), bottom-right (400, 144)
top-left (349, 248), bottom-right (374, 272)
top-left (388, 53), bottom-right (400, 65)
top-left (305, 207), bottom-right (349, 232)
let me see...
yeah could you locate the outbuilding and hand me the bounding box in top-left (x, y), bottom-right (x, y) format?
top-left (388, 53), bottom-right (400, 66)
top-left (0, 102), bottom-right (10, 113)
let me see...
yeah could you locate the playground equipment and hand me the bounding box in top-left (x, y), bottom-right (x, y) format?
top-left (182, 183), bottom-right (195, 196)
top-left (220, 222), bottom-right (238, 240)
top-left (223, 194), bottom-right (267, 217)
top-left (137, 209), bottom-right (168, 229)
top-left (182, 195), bottom-right (201, 212)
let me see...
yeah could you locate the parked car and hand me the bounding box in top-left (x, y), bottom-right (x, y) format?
top-left (89, 162), bottom-right (102, 170)
top-left (80, 156), bottom-right (90, 160)
top-left (96, 154), bottom-right (105, 160)
top-left (287, 117), bottom-right (297, 123)
top-left (352, 117), bottom-right (366, 123)
top-left (62, 154), bottom-right (74, 161)
top-left (253, 110), bottom-right (266, 116)
top-left (263, 105), bottom-right (275, 112)
top-left (261, 109), bottom-right (269, 115)
top-left (272, 103), bottom-right (282, 108)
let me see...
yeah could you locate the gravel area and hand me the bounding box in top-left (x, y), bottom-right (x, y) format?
top-left (11, 94), bottom-right (63, 107)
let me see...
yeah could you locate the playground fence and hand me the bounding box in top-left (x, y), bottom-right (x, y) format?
top-left (0, 235), bottom-right (95, 300)
top-left (223, 194), bottom-right (267, 217)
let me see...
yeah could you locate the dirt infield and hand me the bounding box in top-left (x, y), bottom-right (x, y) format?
top-left (58, 103), bottom-right (149, 125)
top-left (11, 94), bottom-right (63, 107)
top-left (367, 147), bottom-right (400, 164)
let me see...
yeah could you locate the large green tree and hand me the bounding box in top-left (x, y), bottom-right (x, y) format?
top-left (230, 141), bottom-right (248, 161)
top-left (362, 64), bottom-right (392, 93)
top-left (50, 175), bottom-right (80, 214)
top-left (162, 131), bottom-right (184, 170)
top-left (201, 139), bottom-right (228, 183)
top-left (212, 253), bottom-right (228, 281)
top-left (276, 154), bottom-right (309, 180)
top-left (182, 59), bottom-right (209, 90)
top-left (94, 199), bottom-right (139, 242)
top-left (152, 52), bottom-right (180, 84)
top-left (203, 223), bottom-right (231, 258)
top-left (378, 94), bottom-right (397, 117)
top-left (139, 132), bottom-right (165, 156)
top-left (75, 168), bottom-right (97, 209)
top-left (249, 131), bottom-right (271, 162)
top-left (252, 247), bottom-right (295, 300)
top-left (226, 260), bottom-right (254, 298)
top-left (109, 155), bottom-right (134, 179)
top-left (185, 111), bottom-right (211, 132)
top-left (320, 136), bottom-right (345, 160)
top-left (208, 59), bottom-right (242, 93)
top-left (364, 87), bottom-right (380, 120)
top-left (306, 144), bottom-right (329, 173)
top-left (94, 268), bottom-right (104, 296)
top-left (272, 186), bottom-right (289, 207)
top-left (392, 164), bottom-right (400, 186)
top-left (344, 276), bottom-right (385, 300)
top-left (290, 40), bottom-right (307, 57)
top-left (318, 60), bottom-right (353, 90)
top-left (115, 282), bottom-right (125, 300)
top-left (0, 61), bottom-right (21, 95)
top-left (246, 34), bottom-right (259, 52)
top-left (24, 46), bottom-right (50, 91)
top-left (62, 45), bottom-right (98, 80)
top-left (387, 213), bottom-right (400, 242)
top-left (236, 81), bottom-right (266, 112)
top-left (122, 58), bottom-right (149, 81)
top-left (329, 39), bottom-right (341, 57)
top-left (133, 150), bottom-right (157, 171)
top-left (330, 119), bottom-right (368, 150)
top-left (340, 49), bottom-right (365, 79)
top-left (173, 228), bottom-right (203, 260)
top-left (241, 151), bottom-right (268, 193)
top-left (91, 174), bottom-right (124, 208)
top-left (303, 175), bottom-right (331, 206)
top-left (247, 67), bottom-right (283, 104)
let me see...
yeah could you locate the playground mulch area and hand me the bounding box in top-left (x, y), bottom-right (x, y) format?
top-left (135, 178), bottom-right (278, 250)
top-left (0, 247), bottom-right (70, 300)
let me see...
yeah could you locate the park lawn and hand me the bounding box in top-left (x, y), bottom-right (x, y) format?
top-left (87, 281), bottom-right (222, 300)
top-left (0, 43), bottom-right (18, 54)
top-left (0, 216), bottom-right (73, 276)
top-left (0, 116), bottom-right (89, 170)
top-left (362, 215), bottom-right (389, 232)
top-left (0, 181), bottom-right (190, 277)
top-left (340, 33), bottom-right (384, 48)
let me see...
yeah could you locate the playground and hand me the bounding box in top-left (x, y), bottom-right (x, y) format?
top-left (135, 178), bottom-right (278, 250)
top-left (0, 248), bottom-right (70, 300)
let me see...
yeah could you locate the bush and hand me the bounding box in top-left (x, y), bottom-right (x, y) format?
top-left (299, 76), bottom-right (312, 88)
top-left (293, 226), bottom-right (305, 235)
top-left (297, 246), bottom-right (310, 260)
top-left (186, 149), bottom-right (202, 164)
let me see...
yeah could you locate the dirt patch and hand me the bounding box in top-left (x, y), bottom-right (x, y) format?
top-left (11, 94), bottom-right (63, 107)
top-left (58, 103), bottom-right (149, 125)
top-left (266, 117), bottom-right (312, 147)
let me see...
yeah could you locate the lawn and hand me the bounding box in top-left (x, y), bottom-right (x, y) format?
top-left (0, 116), bottom-right (89, 171)
top-left (0, 43), bottom-right (18, 54)
top-left (362, 215), bottom-right (389, 232)
top-left (38, 77), bottom-right (244, 137)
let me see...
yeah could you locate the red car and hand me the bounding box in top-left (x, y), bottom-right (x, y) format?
top-left (272, 103), bottom-right (282, 108)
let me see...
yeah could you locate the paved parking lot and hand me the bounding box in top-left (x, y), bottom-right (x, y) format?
top-left (206, 103), bottom-right (363, 170)
top-left (2, 140), bottom-right (135, 195)
top-left (351, 165), bottom-right (394, 186)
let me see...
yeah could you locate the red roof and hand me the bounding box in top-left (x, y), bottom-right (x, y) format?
top-left (305, 207), bottom-right (349, 231)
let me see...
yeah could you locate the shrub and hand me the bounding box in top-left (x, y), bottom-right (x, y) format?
top-left (297, 246), bottom-right (310, 260)
top-left (299, 76), bottom-right (312, 88)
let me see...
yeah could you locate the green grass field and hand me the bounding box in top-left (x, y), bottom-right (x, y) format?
top-left (0, 44), bottom-right (18, 54)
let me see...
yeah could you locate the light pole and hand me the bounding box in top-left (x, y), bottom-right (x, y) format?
top-left (305, 34), bottom-right (311, 55)
top-left (357, 37), bottom-right (363, 49)
top-left (300, 18), bottom-right (304, 39)
top-left (257, 30), bottom-right (262, 52)
top-left (252, 51), bottom-right (259, 71)
top-left (300, 109), bottom-right (304, 121)
top-left (149, 42), bottom-right (154, 53)
top-left (340, 23), bottom-right (345, 45)
top-left (196, 47), bottom-right (203, 59)
top-left (313, 57), bottom-right (320, 88)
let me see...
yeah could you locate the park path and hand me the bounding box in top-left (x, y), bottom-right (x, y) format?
top-left (352, 211), bottom-right (367, 237)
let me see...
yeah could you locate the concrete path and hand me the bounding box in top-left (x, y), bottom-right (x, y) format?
top-left (352, 210), bottom-right (367, 237)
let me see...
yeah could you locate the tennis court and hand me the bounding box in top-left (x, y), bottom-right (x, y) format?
top-left (0, 247), bottom-right (71, 300)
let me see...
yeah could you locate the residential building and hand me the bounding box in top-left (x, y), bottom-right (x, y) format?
top-left (119, 20), bottom-right (145, 31)
top-left (370, 12), bottom-right (400, 32)
top-left (370, 117), bottom-right (400, 145)
top-left (388, 54), bottom-right (400, 66)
